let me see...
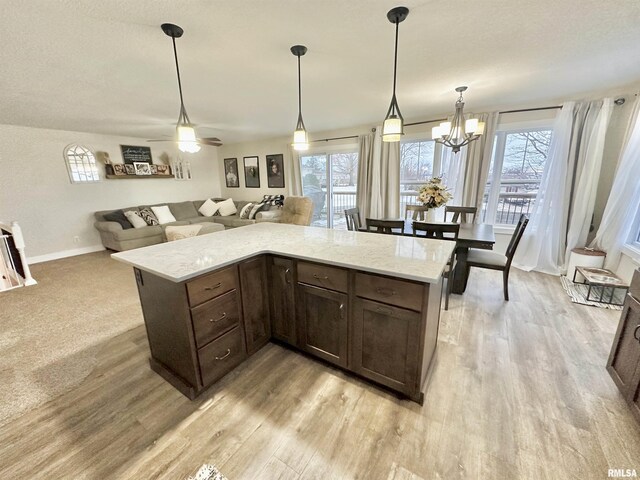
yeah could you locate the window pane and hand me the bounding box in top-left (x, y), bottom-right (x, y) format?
top-left (300, 155), bottom-right (328, 227)
top-left (330, 153), bottom-right (358, 230)
top-left (400, 140), bottom-right (436, 211)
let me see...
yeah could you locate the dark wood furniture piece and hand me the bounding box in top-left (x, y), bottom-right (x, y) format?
top-left (405, 205), bottom-right (430, 221)
top-left (412, 222), bottom-right (460, 310)
top-left (365, 218), bottom-right (405, 235)
top-left (607, 268), bottom-right (640, 424)
top-left (133, 254), bottom-right (443, 404)
top-left (465, 214), bottom-right (529, 300)
top-left (444, 206), bottom-right (477, 224)
top-left (344, 207), bottom-right (363, 231)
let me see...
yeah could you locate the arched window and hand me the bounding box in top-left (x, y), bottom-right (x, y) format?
top-left (64, 144), bottom-right (100, 183)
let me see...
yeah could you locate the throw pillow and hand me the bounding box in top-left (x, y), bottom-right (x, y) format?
top-left (248, 202), bottom-right (267, 219)
top-left (124, 210), bottom-right (148, 229)
top-left (139, 207), bottom-right (159, 226)
top-left (165, 224), bottom-right (203, 242)
top-left (239, 202), bottom-right (254, 219)
top-left (151, 205), bottom-right (177, 225)
top-left (199, 198), bottom-right (221, 217)
top-left (103, 210), bottom-right (133, 229)
top-left (217, 198), bottom-right (237, 216)
top-left (262, 194), bottom-right (284, 206)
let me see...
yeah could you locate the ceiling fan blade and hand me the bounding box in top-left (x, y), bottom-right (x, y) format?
top-left (197, 138), bottom-right (223, 146)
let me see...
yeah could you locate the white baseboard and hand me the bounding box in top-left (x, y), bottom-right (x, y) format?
top-left (28, 245), bottom-right (106, 264)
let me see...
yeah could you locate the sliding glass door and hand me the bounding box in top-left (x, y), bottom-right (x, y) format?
top-left (300, 151), bottom-right (359, 229)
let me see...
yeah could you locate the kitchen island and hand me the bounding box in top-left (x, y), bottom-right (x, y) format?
top-left (112, 223), bottom-right (454, 404)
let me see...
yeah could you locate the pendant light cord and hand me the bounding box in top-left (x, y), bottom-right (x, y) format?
top-left (297, 55), bottom-right (302, 116)
top-left (392, 19), bottom-right (399, 98)
top-left (171, 36), bottom-right (187, 119)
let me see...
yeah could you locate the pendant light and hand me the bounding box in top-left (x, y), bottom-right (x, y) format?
top-left (432, 86), bottom-right (485, 154)
top-left (291, 45), bottom-right (309, 151)
top-left (382, 6), bottom-right (409, 143)
top-left (161, 23), bottom-right (201, 154)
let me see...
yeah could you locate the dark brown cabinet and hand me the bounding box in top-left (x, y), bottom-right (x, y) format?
top-left (352, 298), bottom-right (422, 396)
top-left (239, 257), bottom-right (271, 355)
top-left (269, 256), bottom-right (297, 345)
top-left (608, 268), bottom-right (640, 424)
top-left (297, 284), bottom-right (348, 368)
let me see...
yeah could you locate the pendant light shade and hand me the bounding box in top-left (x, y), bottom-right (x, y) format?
top-left (382, 7), bottom-right (409, 143)
top-left (162, 23), bottom-right (201, 154)
top-left (291, 45), bottom-right (309, 151)
top-left (432, 86), bottom-right (484, 154)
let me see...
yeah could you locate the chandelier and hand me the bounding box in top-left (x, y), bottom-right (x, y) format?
top-left (432, 87), bottom-right (484, 153)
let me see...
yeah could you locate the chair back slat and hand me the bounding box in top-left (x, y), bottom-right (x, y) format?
top-left (365, 218), bottom-right (405, 235)
top-left (505, 214), bottom-right (530, 262)
top-left (405, 205), bottom-right (430, 221)
top-left (344, 208), bottom-right (362, 231)
top-left (412, 221), bottom-right (460, 241)
top-left (445, 206), bottom-right (477, 224)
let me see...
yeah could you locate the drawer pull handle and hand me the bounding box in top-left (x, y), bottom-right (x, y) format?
top-left (204, 283), bottom-right (222, 291)
top-left (313, 274), bottom-right (329, 280)
top-left (376, 287), bottom-right (397, 296)
top-left (215, 349), bottom-right (231, 361)
top-left (285, 268), bottom-right (291, 284)
top-left (376, 306), bottom-right (393, 315)
top-left (209, 312), bottom-right (226, 323)
top-left (634, 324), bottom-right (640, 342)
top-left (339, 302), bottom-right (345, 319)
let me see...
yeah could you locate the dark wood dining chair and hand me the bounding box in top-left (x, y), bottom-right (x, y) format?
top-left (444, 206), bottom-right (477, 224)
top-left (344, 207), bottom-right (362, 231)
top-left (405, 205), bottom-right (430, 221)
top-left (365, 219), bottom-right (405, 235)
top-left (412, 221), bottom-right (460, 310)
top-left (465, 214), bottom-right (529, 300)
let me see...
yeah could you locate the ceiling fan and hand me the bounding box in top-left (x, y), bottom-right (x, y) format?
top-left (147, 135), bottom-right (223, 147)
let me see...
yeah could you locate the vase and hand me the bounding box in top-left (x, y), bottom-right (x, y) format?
top-left (425, 208), bottom-right (436, 222)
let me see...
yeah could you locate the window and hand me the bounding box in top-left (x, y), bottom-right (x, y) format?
top-left (400, 139), bottom-right (439, 211)
top-left (300, 151), bottom-right (359, 229)
top-left (64, 144), bottom-right (100, 183)
top-left (481, 129), bottom-right (552, 225)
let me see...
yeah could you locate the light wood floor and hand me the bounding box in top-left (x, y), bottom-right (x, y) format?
top-left (1, 265), bottom-right (639, 479)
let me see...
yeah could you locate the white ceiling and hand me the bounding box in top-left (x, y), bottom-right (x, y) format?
top-left (2, 0), bottom-right (640, 144)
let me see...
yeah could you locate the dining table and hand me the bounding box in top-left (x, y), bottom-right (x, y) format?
top-left (360, 219), bottom-right (496, 294)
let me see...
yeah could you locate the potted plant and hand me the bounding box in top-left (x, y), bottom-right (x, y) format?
top-left (417, 177), bottom-right (453, 220)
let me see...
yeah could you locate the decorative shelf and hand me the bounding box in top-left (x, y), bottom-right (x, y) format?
top-left (105, 175), bottom-right (174, 180)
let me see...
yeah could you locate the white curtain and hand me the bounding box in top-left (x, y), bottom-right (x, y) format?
top-left (591, 97), bottom-right (640, 270)
top-left (565, 98), bottom-right (614, 260)
top-left (369, 127), bottom-right (400, 219)
top-left (356, 133), bottom-right (375, 218)
top-left (285, 145), bottom-right (303, 196)
top-left (514, 99), bottom-right (613, 274)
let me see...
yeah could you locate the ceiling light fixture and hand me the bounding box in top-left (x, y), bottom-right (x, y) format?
top-left (291, 45), bottom-right (309, 151)
top-left (161, 23), bottom-right (200, 154)
top-left (432, 86), bottom-right (485, 154)
top-left (382, 6), bottom-right (409, 143)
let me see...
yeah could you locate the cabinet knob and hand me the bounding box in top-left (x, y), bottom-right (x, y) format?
top-left (209, 312), bottom-right (226, 323)
top-left (204, 282), bottom-right (222, 291)
top-left (313, 274), bottom-right (329, 280)
top-left (215, 349), bottom-right (231, 361)
top-left (634, 324), bottom-right (640, 342)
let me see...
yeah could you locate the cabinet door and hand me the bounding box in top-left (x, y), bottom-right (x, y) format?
top-left (269, 256), bottom-right (297, 345)
top-left (239, 256), bottom-right (271, 355)
top-left (608, 294), bottom-right (640, 398)
top-left (297, 284), bottom-right (348, 368)
top-left (352, 297), bottom-right (422, 395)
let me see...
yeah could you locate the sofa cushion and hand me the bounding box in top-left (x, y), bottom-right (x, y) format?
top-left (212, 216), bottom-right (255, 228)
top-left (217, 198), bottom-right (237, 216)
top-left (151, 205), bottom-right (177, 224)
top-left (198, 198), bottom-right (221, 217)
top-left (112, 225), bottom-right (163, 241)
top-left (124, 210), bottom-right (148, 229)
top-left (169, 201), bottom-right (199, 220)
top-left (103, 210), bottom-right (133, 229)
top-left (185, 216), bottom-right (216, 224)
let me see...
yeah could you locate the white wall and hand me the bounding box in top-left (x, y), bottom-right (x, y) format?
top-left (0, 124), bottom-right (220, 261)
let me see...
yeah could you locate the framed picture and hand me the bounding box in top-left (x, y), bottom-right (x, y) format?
top-left (156, 165), bottom-right (171, 176)
top-left (124, 164), bottom-right (135, 175)
top-left (134, 162), bottom-right (152, 176)
top-left (150, 165), bottom-right (158, 175)
top-left (120, 145), bottom-right (152, 165)
top-left (224, 158), bottom-right (239, 188)
top-left (112, 164), bottom-right (127, 176)
top-left (243, 156), bottom-right (260, 188)
top-left (266, 154), bottom-right (285, 188)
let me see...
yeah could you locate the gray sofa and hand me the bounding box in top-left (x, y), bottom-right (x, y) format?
top-left (94, 198), bottom-right (280, 251)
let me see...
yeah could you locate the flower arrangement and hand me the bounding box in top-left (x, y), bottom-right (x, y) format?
top-left (417, 177), bottom-right (453, 209)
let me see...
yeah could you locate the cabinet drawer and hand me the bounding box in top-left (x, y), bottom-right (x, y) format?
top-left (187, 266), bottom-right (238, 306)
top-left (355, 272), bottom-right (423, 312)
top-left (198, 326), bottom-right (247, 386)
top-left (191, 290), bottom-right (240, 348)
top-left (297, 261), bottom-right (348, 293)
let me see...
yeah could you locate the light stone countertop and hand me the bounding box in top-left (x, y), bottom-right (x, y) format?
top-left (111, 223), bottom-right (455, 284)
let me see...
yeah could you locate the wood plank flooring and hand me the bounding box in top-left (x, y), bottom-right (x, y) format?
top-left (1, 266), bottom-right (639, 479)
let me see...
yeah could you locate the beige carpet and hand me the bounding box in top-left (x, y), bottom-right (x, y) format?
top-left (0, 251), bottom-right (142, 426)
